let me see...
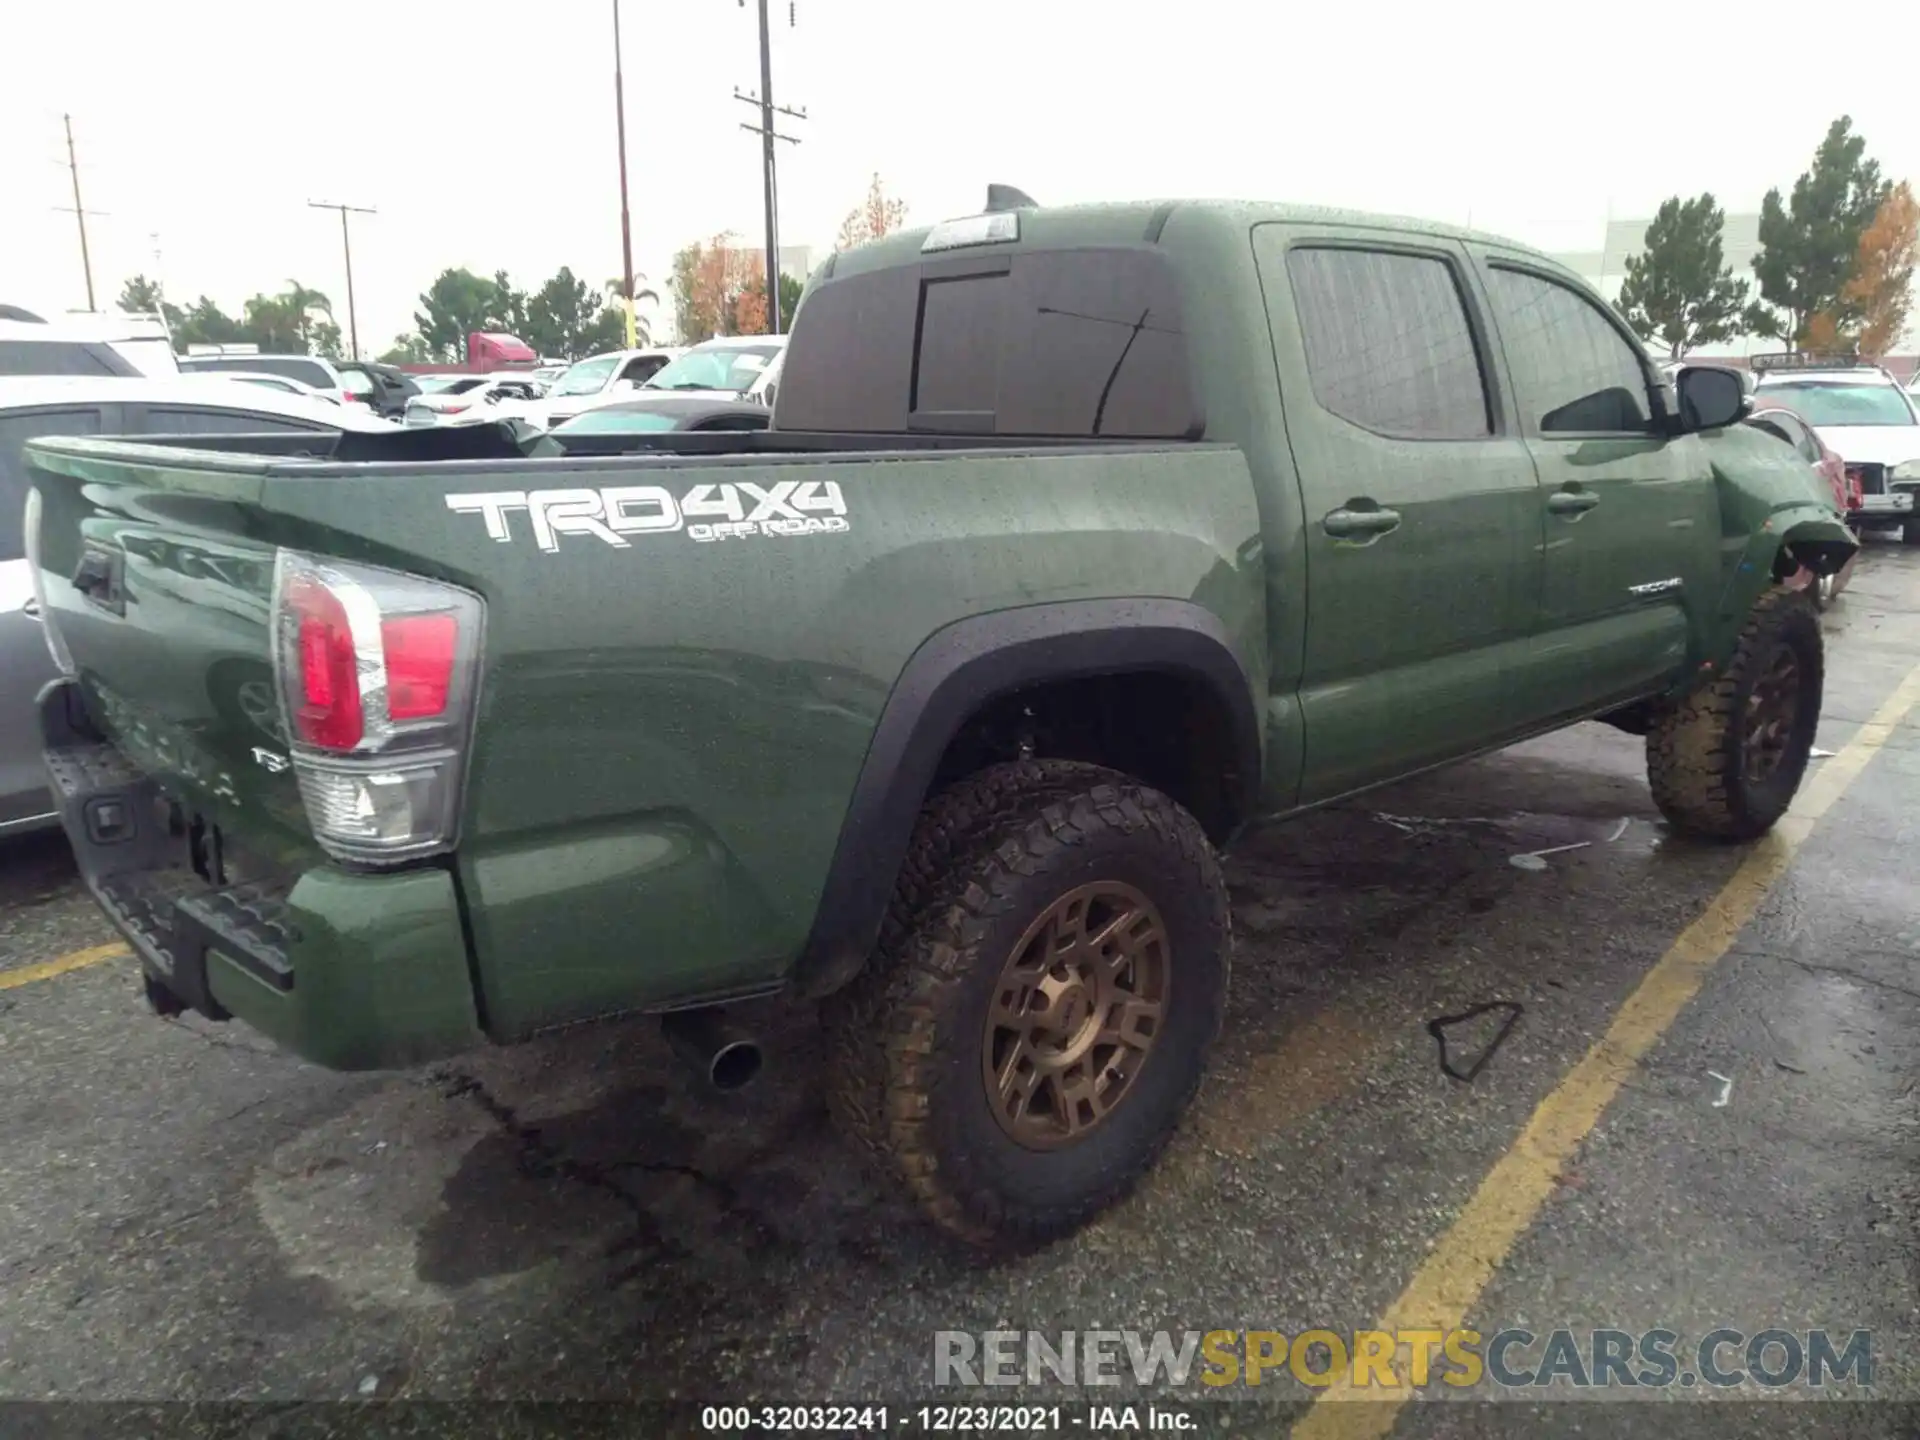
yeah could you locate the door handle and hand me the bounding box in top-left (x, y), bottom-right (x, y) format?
top-left (1548, 488), bottom-right (1601, 516)
top-left (1322, 505), bottom-right (1403, 539)
top-left (20, 596), bottom-right (41, 622)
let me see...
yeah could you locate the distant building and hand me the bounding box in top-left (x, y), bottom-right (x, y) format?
top-left (1548, 212), bottom-right (1920, 365)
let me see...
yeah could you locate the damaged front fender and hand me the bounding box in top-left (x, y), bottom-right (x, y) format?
top-left (1694, 427), bottom-right (1859, 673)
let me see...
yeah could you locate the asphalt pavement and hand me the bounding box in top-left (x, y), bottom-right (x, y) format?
top-left (1, 542), bottom-right (1916, 1439)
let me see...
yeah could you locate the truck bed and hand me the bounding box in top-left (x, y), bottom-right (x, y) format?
top-left (25, 428), bottom-right (1265, 1046)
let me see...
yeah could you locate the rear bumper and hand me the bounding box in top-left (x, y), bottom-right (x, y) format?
top-left (39, 679), bottom-right (485, 1071)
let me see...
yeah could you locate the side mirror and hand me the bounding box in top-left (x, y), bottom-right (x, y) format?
top-left (613, 378), bottom-right (643, 393)
top-left (1673, 365), bottom-right (1748, 433)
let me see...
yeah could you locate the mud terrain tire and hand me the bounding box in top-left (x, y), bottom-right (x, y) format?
top-left (1647, 585), bottom-right (1823, 841)
top-left (823, 764), bottom-right (1229, 1249)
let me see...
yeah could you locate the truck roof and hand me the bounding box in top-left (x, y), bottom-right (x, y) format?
top-left (824, 196), bottom-right (1570, 280)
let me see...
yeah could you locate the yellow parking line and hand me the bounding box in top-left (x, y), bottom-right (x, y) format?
top-left (0, 943), bottom-right (128, 991)
top-left (1292, 656), bottom-right (1920, 1439)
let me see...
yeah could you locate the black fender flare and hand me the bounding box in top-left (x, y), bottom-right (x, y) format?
top-left (791, 597), bottom-right (1261, 998)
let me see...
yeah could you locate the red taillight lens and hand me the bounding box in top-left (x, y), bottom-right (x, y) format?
top-left (289, 575), bottom-right (363, 750)
top-left (272, 550), bottom-right (485, 865)
top-left (382, 613), bottom-right (457, 719)
top-left (441, 403), bottom-right (469, 414)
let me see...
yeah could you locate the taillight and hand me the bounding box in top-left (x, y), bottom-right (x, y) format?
top-left (441, 404), bottom-right (470, 415)
top-left (270, 550), bottom-right (485, 865)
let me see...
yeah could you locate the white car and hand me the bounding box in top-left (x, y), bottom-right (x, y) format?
top-left (201, 371), bottom-right (341, 404)
top-left (639, 334), bottom-right (786, 402)
top-left (404, 373), bottom-right (547, 425)
top-left (1752, 354), bottom-right (1920, 542)
top-left (0, 376), bottom-right (397, 834)
top-left (177, 350), bottom-right (365, 408)
top-left (0, 310), bottom-right (180, 378)
top-left (520, 347), bottom-right (686, 429)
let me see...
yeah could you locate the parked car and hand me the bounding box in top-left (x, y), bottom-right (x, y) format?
top-left (24, 195), bottom-right (1854, 1250)
top-left (543, 393), bottom-right (773, 439)
top-left (178, 351), bottom-right (363, 408)
top-left (0, 377), bottom-right (395, 835)
top-left (1752, 352), bottom-right (1920, 543)
top-left (334, 360), bottom-right (421, 418)
top-left (404, 373), bottom-right (547, 426)
top-left (520, 347), bottom-right (685, 429)
top-left (202, 371), bottom-right (341, 404)
top-left (0, 311), bottom-right (179, 378)
top-left (638, 333), bottom-right (786, 402)
top-left (1744, 404), bottom-right (1860, 605)
top-left (410, 374), bottom-right (482, 395)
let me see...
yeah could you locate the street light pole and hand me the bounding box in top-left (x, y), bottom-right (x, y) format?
top-left (308, 199), bottom-right (375, 360)
top-left (613, 0), bottom-right (638, 347)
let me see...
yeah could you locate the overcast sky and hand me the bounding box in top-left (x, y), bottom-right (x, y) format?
top-left (7, 1), bottom-right (1918, 354)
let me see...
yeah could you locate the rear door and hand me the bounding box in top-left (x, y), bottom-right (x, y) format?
top-left (0, 403), bottom-right (116, 826)
top-left (1472, 253), bottom-right (1717, 724)
top-left (1253, 225), bottom-right (1540, 803)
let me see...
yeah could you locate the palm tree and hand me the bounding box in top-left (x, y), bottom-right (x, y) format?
top-left (605, 274), bottom-right (660, 346)
top-left (278, 281), bottom-right (334, 352)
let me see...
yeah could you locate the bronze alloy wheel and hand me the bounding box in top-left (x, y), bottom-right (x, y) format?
top-left (1743, 642), bottom-right (1803, 784)
top-left (982, 880), bottom-right (1170, 1150)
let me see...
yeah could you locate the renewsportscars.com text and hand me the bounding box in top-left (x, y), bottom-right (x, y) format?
top-left (933, 1328), bottom-right (1873, 1390)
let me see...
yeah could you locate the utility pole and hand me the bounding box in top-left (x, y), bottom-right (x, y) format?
top-left (612, 0), bottom-right (637, 347)
top-left (308, 199), bottom-right (375, 360)
top-left (734, 0), bottom-right (805, 333)
top-left (54, 115), bottom-right (103, 311)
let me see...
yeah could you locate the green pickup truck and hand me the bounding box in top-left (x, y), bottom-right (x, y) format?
top-left (25, 193), bottom-right (1854, 1249)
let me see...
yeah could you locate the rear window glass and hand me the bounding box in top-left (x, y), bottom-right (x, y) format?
top-left (0, 340), bottom-right (122, 377)
top-left (1756, 382), bottom-right (1916, 428)
top-left (776, 246), bottom-right (1200, 438)
top-left (142, 406), bottom-right (331, 436)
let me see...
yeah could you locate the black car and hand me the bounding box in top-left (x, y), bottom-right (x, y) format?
top-left (547, 394), bottom-right (772, 440)
top-left (334, 359), bottom-right (420, 418)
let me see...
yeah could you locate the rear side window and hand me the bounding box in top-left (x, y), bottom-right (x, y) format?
top-left (775, 246), bottom-right (1200, 438)
top-left (0, 407), bottom-right (103, 560)
top-left (0, 340), bottom-right (123, 377)
top-left (1285, 247), bottom-right (1491, 439)
top-left (335, 366), bottom-right (374, 393)
top-left (1487, 267), bottom-right (1652, 435)
top-left (141, 406), bottom-right (331, 436)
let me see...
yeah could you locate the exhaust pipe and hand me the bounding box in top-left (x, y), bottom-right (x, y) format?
top-left (660, 1006), bottom-right (763, 1092)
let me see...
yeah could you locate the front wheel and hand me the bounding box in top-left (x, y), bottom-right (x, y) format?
top-left (1646, 586), bottom-right (1823, 841)
top-left (823, 766), bottom-right (1229, 1250)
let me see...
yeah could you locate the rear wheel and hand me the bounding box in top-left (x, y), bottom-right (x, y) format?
top-left (1903, 516), bottom-right (1920, 546)
top-left (1646, 585), bottom-right (1823, 841)
top-left (823, 765), bottom-right (1229, 1249)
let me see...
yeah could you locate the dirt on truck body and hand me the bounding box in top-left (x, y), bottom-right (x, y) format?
top-left (25, 189), bottom-right (1854, 1249)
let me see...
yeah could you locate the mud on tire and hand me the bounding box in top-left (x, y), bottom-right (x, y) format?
top-left (1646, 585), bottom-right (1823, 842)
top-left (822, 764), bottom-right (1230, 1249)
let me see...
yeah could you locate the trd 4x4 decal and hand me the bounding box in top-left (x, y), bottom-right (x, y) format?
top-left (446, 479), bottom-right (849, 551)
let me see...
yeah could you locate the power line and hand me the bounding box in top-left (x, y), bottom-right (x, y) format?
top-left (734, 0), bottom-right (806, 333)
top-left (52, 114), bottom-right (107, 311)
top-left (308, 199), bottom-right (375, 361)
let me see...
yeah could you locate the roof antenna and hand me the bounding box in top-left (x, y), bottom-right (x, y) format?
top-left (985, 184), bottom-right (1039, 212)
